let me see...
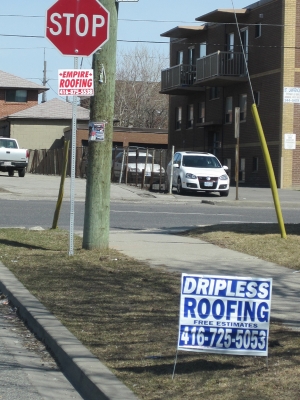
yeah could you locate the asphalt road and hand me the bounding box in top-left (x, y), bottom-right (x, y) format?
top-left (1, 173), bottom-right (300, 233)
top-left (1, 199), bottom-right (300, 232)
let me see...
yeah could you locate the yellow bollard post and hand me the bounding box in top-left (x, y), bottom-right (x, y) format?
top-left (251, 104), bottom-right (286, 238)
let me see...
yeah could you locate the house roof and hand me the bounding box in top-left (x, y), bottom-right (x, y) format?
top-left (1, 98), bottom-right (90, 120)
top-left (161, 25), bottom-right (206, 38)
top-left (0, 70), bottom-right (48, 93)
top-left (196, 9), bottom-right (249, 23)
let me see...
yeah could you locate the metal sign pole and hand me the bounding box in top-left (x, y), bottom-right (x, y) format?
top-left (69, 56), bottom-right (78, 256)
top-left (169, 145), bottom-right (175, 194)
top-left (235, 107), bottom-right (240, 201)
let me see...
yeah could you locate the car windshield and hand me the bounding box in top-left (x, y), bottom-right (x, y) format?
top-left (182, 155), bottom-right (221, 168)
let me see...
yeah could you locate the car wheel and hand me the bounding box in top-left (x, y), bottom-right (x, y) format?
top-left (8, 169), bottom-right (14, 177)
top-left (220, 190), bottom-right (229, 197)
top-left (177, 178), bottom-right (185, 195)
top-left (18, 168), bottom-right (26, 178)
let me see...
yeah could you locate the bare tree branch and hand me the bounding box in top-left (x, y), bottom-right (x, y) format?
top-left (115, 46), bottom-right (169, 129)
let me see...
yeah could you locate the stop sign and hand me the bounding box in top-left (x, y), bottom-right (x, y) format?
top-left (45, 0), bottom-right (110, 57)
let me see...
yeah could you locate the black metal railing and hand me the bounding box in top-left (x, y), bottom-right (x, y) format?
top-left (196, 51), bottom-right (246, 82)
top-left (161, 64), bottom-right (196, 91)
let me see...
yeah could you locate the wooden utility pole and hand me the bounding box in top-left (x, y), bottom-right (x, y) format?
top-left (82, 0), bottom-right (118, 250)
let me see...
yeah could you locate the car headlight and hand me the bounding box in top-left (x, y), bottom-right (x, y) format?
top-left (219, 174), bottom-right (228, 180)
top-left (186, 173), bottom-right (197, 179)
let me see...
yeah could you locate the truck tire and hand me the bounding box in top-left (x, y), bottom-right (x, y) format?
top-left (18, 168), bottom-right (26, 178)
top-left (8, 170), bottom-right (14, 177)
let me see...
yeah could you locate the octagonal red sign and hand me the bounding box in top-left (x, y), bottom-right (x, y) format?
top-left (46, 0), bottom-right (110, 57)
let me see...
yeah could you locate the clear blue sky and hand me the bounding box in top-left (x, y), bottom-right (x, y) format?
top-left (0, 0), bottom-right (247, 100)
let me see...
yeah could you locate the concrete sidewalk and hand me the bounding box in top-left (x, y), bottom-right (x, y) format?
top-left (109, 230), bottom-right (300, 330)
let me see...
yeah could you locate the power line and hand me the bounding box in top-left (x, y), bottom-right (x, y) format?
top-left (0, 33), bottom-right (299, 50)
top-left (0, 47), bottom-right (54, 50)
top-left (0, 14), bottom-right (42, 18)
top-left (0, 33), bottom-right (44, 38)
top-left (46, 80), bottom-right (66, 101)
top-left (0, 14), bottom-right (294, 27)
top-left (120, 18), bottom-right (198, 23)
top-left (118, 39), bottom-right (168, 44)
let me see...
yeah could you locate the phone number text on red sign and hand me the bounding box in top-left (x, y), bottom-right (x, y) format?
top-left (59, 89), bottom-right (94, 96)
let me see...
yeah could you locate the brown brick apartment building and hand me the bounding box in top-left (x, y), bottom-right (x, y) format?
top-left (161, 0), bottom-right (300, 188)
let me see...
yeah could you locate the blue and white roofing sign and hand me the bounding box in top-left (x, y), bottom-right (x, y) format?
top-left (178, 274), bottom-right (272, 357)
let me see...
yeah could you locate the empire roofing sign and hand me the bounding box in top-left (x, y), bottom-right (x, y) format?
top-left (58, 69), bottom-right (94, 96)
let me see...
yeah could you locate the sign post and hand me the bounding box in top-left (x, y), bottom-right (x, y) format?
top-left (235, 107), bottom-right (240, 201)
top-left (69, 57), bottom-right (78, 256)
top-left (46, 0), bottom-right (110, 255)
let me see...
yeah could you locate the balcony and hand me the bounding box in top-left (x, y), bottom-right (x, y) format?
top-left (195, 51), bottom-right (248, 86)
top-left (161, 52), bottom-right (248, 94)
top-left (161, 64), bottom-right (203, 94)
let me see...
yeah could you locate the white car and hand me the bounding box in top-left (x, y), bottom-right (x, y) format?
top-left (113, 151), bottom-right (164, 180)
top-left (167, 151), bottom-right (230, 196)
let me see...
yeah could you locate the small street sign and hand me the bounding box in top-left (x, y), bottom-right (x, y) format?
top-left (283, 87), bottom-right (300, 103)
top-left (284, 133), bottom-right (296, 150)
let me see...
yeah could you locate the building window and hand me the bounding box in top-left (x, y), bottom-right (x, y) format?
top-left (240, 28), bottom-right (249, 62)
top-left (239, 94), bottom-right (247, 121)
top-left (176, 50), bottom-right (183, 65)
top-left (254, 91), bottom-right (260, 106)
top-left (198, 102), bottom-right (205, 123)
top-left (225, 97), bottom-right (233, 124)
top-left (253, 157), bottom-right (259, 172)
top-left (187, 104), bottom-right (194, 128)
top-left (188, 46), bottom-right (195, 65)
top-left (226, 33), bottom-right (234, 59)
top-left (199, 42), bottom-right (207, 58)
top-left (175, 107), bottom-right (182, 130)
top-left (6, 89), bottom-right (27, 103)
top-left (255, 23), bottom-right (262, 38)
top-left (209, 87), bottom-right (220, 100)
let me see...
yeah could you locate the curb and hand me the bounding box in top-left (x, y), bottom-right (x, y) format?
top-left (0, 263), bottom-right (138, 400)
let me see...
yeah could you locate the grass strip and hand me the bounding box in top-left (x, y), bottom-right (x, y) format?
top-left (181, 223), bottom-right (300, 271)
top-left (0, 228), bottom-right (299, 400)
